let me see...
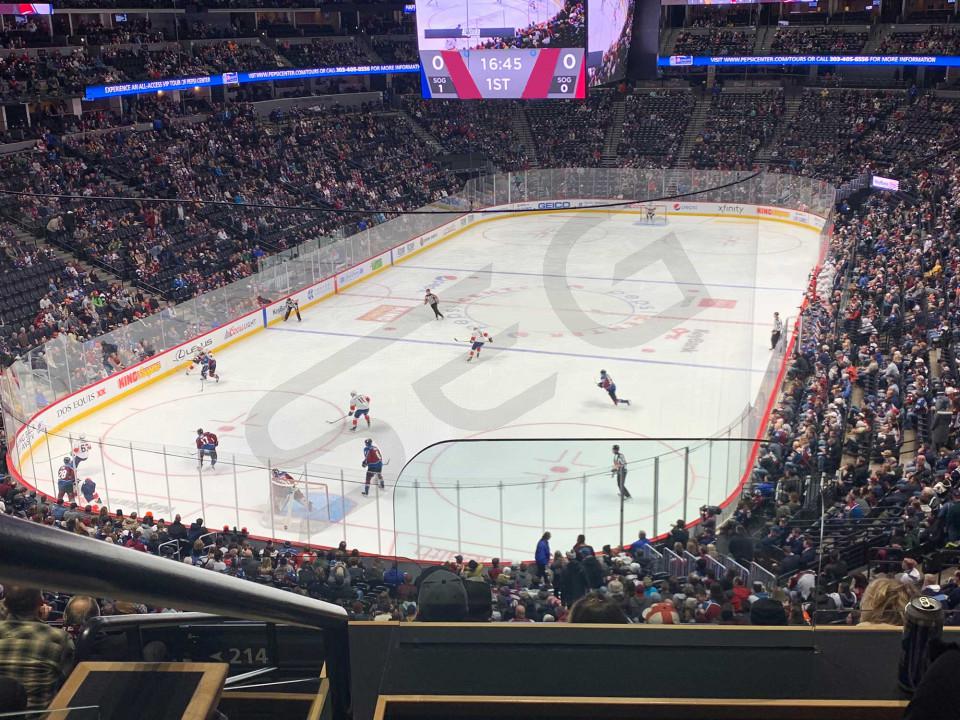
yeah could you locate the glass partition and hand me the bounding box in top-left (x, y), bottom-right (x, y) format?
top-left (391, 438), bottom-right (756, 562)
top-left (1, 169), bottom-right (834, 560)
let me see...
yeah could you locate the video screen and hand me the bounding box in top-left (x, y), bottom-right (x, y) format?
top-left (587, 0), bottom-right (634, 86)
top-left (416, 0), bottom-right (586, 99)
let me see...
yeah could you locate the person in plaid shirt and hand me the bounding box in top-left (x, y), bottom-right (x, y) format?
top-left (0, 586), bottom-right (75, 709)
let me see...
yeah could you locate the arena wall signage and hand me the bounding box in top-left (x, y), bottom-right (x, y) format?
top-left (662, 55), bottom-right (960, 67)
top-left (84, 63), bottom-right (422, 100)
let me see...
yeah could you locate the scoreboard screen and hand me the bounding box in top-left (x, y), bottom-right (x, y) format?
top-left (415, 0), bottom-right (586, 99)
top-left (587, 0), bottom-right (634, 86)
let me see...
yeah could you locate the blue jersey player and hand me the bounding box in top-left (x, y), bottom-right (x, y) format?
top-left (201, 352), bottom-right (219, 382)
top-left (361, 439), bottom-right (385, 496)
top-left (598, 370), bottom-right (630, 406)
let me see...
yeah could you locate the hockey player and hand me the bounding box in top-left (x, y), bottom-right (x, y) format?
top-left (71, 433), bottom-right (92, 469)
top-left (196, 428), bottom-right (219, 470)
top-left (424, 290), bottom-right (443, 320)
top-left (284, 297), bottom-right (301, 322)
top-left (56, 457), bottom-right (77, 503)
top-left (645, 206), bottom-right (658, 224)
top-left (201, 352), bottom-right (219, 383)
top-left (361, 438), bottom-right (385, 496)
top-left (80, 477), bottom-right (101, 504)
top-left (185, 351), bottom-right (206, 375)
top-left (598, 370), bottom-right (630, 406)
top-left (349, 391), bottom-right (371, 432)
top-left (467, 326), bottom-right (493, 362)
top-left (271, 468), bottom-right (313, 512)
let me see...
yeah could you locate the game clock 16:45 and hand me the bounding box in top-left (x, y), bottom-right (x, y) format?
top-left (479, 56), bottom-right (522, 71)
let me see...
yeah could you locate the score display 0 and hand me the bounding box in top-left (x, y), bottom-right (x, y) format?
top-left (420, 48), bottom-right (585, 99)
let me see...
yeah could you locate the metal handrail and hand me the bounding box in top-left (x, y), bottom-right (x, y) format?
top-left (0, 514), bottom-right (347, 630)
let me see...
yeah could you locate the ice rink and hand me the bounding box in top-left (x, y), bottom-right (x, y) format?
top-left (28, 209), bottom-right (821, 561)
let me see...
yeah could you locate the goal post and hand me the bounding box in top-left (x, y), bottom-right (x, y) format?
top-left (628, 203), bottom-right (669, 226)
top-left (270, 474), bottom-right (332, 532)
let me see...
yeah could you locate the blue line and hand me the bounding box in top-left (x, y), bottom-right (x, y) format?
top-left (267, 326), bottom-right (765, 374)
top-left (396, 263), bottom-right (803, 293)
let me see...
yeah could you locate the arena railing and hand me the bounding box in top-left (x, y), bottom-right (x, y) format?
top-left (1, 169), bottom-right (837, 562)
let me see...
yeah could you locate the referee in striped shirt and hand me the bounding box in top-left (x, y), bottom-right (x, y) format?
top-left (771, 312), bottom-right (783, 349)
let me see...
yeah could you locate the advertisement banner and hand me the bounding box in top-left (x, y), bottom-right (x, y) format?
top-left (85, 63), bottom-right (421, 100)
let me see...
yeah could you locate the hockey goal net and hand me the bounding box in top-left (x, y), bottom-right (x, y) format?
top-left (270, 474), bottom-right (332, 531)
top-left (629, 203), bottom-right (669, 226)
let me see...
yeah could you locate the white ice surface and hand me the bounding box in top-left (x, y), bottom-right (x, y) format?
top-left (28, 211), bottom-right (820, 561)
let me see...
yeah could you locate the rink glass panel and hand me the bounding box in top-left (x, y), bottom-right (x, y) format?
top-left (1, 169), bottom-right (833, 558)
top-left (391, 438), bottom-right (758, 561)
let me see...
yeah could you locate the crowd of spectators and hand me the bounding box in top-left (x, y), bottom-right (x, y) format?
top-left (673, 29), bottom-right (756, 56)
top-left (477, 0), bottom-right (584, 50)
top-left (0, 49), bottom-right (124, 102)
top-left (527, 92), bottom-right (614, 167)
top-left (878, 25), bottom-right (960, 54)
top-left (371, 37), bottom-right (418, 64)
top-left (618, 90), bottom-right (694, 169)
top-left (770, 27), bottom-right (869, 55)
top-left (403, 97), bottom-right (531, 169)
top-left (689, 90), bottom-right (783, 170)
top-left (277, 38), bottom-right (374, 68)
top-left (769, 88), bottom-right (903, 183)
top-left (0, 101), bottom-right (447, 300)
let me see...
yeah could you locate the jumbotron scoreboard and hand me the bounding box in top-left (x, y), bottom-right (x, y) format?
top-left (415, 0), bottom-right (587, 99)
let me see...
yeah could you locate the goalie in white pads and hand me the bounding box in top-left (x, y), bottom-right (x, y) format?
top-left (271, 468), bottom-right (314, 512)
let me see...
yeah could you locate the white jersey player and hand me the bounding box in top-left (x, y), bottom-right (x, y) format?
top-left (467, 326), bottom-right (493, 362)
top-left (349, 391), bottom-right (371, 432)
top-left (71, 434), bottom-right (92, 469)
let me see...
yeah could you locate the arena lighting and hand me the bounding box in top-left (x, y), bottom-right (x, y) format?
top-left (661, 54), bottom-right (960, 66)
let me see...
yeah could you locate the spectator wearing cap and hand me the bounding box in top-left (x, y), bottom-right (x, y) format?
top-left (0, 586), bottom-right (75, 709)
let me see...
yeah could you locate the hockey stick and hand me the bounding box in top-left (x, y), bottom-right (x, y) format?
top-left (326, 414), bottom-right (351, 424)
